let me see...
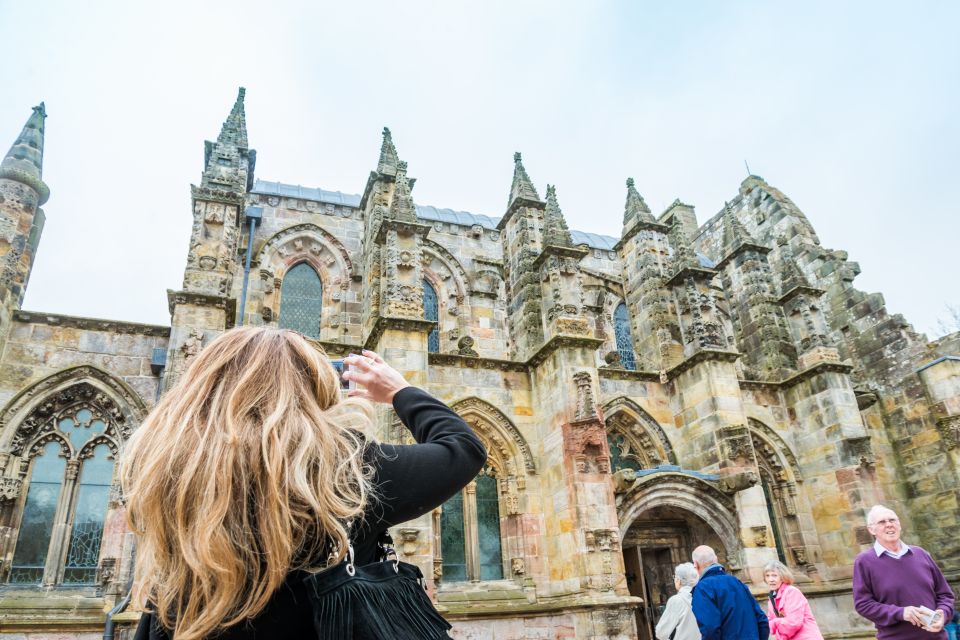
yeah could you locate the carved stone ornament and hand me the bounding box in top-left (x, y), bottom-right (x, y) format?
top-left (451, 398), bottom-right (536, 474)
top-left (937, 416), bottom-right (960, 450)
top-left (457, 335), bottom-right (479, 357)
top-left (0, 477), bottom-right (23, 502)
top-left (9, 382), bottom-right (130, 457)
top-left (510, 557), bottom-right (526, 576)
top-left (602, 350), bottom-right (624, 369)
top-left (751, 525), bottom-right (769, 547)
top-left (97, 557), bottom-right (117, 587)
top-left (573, 371), bottom-right (598, 421)
top-left (397, 528), bottom-right (420, 556)
top-left (718, 470), bottom-right (759, 494)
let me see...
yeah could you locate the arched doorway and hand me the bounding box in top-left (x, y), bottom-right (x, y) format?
top-left (617, 473), bottom-right (739, 640)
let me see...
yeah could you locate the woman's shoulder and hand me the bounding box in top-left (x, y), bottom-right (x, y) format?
top-left (780, 583), bottom-right (808, 600)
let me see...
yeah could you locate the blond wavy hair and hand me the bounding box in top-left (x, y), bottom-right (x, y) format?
top-left (120, 327), bottom-right (375, 640)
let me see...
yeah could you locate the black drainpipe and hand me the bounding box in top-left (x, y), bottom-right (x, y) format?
top-left (103, 539), bottom-right (137, 640)
top-left (237, 206), bottom-right (263, 327)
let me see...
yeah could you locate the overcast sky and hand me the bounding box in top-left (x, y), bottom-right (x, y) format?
top-left (1, 1), bottom-right (957, 337)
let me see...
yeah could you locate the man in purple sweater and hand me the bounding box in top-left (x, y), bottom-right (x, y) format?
top-left (853, 505), bottom-right (955, 639)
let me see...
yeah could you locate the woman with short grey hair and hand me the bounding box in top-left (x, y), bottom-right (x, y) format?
top-left (655, 562), bottom-right (701, 640)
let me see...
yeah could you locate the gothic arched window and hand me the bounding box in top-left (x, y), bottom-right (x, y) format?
top-left (423, 279), bottom-right (439, 353)
top-left (278, 263), bottom-right (323, 338)
top-left (439, 468), bottom-right (504, 582)
top-left (6, 395), bottom-right (121, 586)
top-left (614, 303), bottom-right (637, 370)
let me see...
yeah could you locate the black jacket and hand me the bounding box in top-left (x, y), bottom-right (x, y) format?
top-left (134, 386), bottom-right (486, 639)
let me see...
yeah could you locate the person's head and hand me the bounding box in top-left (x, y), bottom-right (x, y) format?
top-left (674, 562), bottom-right (699, 590)
top-left (866, 505), bottom-right (901, 546)
top-left (121, 327), bottom-right (375, 640)
top-left (763, 560), bottom-right (794, 590)
top-left (691, 545), bottom-right (719, 575)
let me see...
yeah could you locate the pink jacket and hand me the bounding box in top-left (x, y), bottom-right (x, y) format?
top-left (767, 584), bottom-right (825, 640)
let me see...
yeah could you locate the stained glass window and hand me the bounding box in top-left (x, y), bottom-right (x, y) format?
top-left (63, 445), bottom-right (113, 584)
top-left (607, 433), bottom-right (642, 472)
top-left (279, 263), bottom-right (323, 338)
top-left (9, 442), bottom-right (65, 584)
top-left (614, 303), bottom-right (637, 371)
top-left (476, 473), bottom-right (503, 580)
top-left (423, 279), bottom-right (439, 353)
top-left (440, 489), bottom-right (467, 582)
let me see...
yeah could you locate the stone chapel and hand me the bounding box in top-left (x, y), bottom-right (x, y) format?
top-left (0, 90), bottom-right (957, 639)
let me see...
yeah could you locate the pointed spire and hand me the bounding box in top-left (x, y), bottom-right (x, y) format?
top-left (217, 87), bottom-right (248, 149)
top-left (623, 177), bottom-right (654, 226)
top-left (377, 127), bottom-right (399, 177)
top-left (389, 160), bottom-right (416, 222)
top-left (1, 103), bottom-right (49, 204)
top-left (721, 202), bottom-right (757, 256)
top-left (508, 152), bottom-right (541, 209)
top-left (543, 185), bottom-right (573, 247)
top-left (776, 236), bottom-right (812, 295)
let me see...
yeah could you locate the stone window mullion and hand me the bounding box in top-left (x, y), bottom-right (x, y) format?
top-left (463, 481), bottom-right (479, 581)
top-left (43, 459), bottom-right (80, 586)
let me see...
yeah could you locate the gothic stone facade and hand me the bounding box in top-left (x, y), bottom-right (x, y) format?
top-left (0, 92), bottom-right (957, 640)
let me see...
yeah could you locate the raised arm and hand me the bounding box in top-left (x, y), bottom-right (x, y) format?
top-left (373, 386), bottom-right (487, 526)
top-left (342, 350), bottom-right (486, 528)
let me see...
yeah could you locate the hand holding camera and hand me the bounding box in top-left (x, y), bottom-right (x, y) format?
top-left (341, 350), bottom-right (411, 404)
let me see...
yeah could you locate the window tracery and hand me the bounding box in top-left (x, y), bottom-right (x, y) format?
top-left (1, 383), bottom-right (127, 586)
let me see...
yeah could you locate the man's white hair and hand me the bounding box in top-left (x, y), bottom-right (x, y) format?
top-left (867, 504), bottom-right (897, 526)
top-left (692, 545), bottom-right (718, 565)
top-left (674, 562), bottom-right (699, 588)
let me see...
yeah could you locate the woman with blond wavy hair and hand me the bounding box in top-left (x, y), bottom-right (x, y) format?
top-left (123, 327), bottom-right (486, 640)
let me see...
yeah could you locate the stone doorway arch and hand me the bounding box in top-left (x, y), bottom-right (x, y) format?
top-left (616, 472), bottom-right (740, 640)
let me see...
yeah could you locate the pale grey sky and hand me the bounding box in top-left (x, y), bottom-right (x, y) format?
top-left (1, 0), bottom-right (957, 336)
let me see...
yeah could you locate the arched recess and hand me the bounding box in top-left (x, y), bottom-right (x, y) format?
top-left (603, 397), bottom-right (677, 470)
top-left (0, 365), bottom-right (147, 454)
top-left (450, 397), bottom-right (535, 480)
top-left (254, 224), bottom-right (355, 339)
top-left (617, 472), bottom-right (740, 563)
top-left (432, 398), bottom-right (536, 586)
top-left (587, 286), bottom-right (636, 369)
top-left (748, 418), bottom-right (812, 569)
top-left (421, 240), bottom-right (469, 353)
top-left (0, 366), bottom-right (147, 586)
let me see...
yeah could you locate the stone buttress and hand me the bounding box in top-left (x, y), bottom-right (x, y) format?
top-left (165, 88), bottom-right (254, 387)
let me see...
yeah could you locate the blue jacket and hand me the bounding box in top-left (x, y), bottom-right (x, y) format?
top-left (691, 564), bottom-right (770, 640)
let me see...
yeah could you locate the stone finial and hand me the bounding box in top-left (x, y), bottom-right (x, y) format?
top-left (573, 371), bottom-right (598, 421)
top-left (623, 177), bottom-right (653, 227)
top-left (377, 126), bottom-right (399, 177)
top-left (669, 217), bottom-right (699, 273)
top-left (776, 235), bottom-right (812, 293)
top-left (543, 184), bottom-right (573, 247)
top-left (1, 103), bottom-right (50, 204)
top-left (388, 160), bottom-right (416, 222)
top-left (720, 201), bottom-right (757, 258)
top-left (508, 152), bottom-right (541, 209)
top-left (217, 87), bottom-right (248, 149)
